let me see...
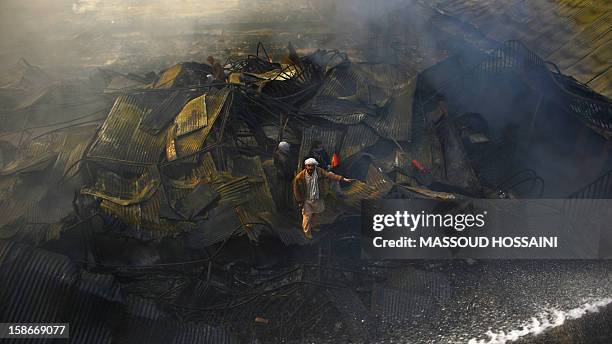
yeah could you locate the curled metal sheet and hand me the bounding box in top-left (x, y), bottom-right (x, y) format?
top-left (167, 88), bottom-right (231, 161)
top-left (341, 164), bottom-right (394, 210)
top-left (153, 63), bottom-right (183, 89)
top-left (81, 166), bottom-right (161, 206)
top-left (100, 187), bottom-right (196, 240)
top-left (175, 94), bottom-right (207, 137)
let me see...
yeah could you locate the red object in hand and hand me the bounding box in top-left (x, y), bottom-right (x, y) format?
top-left (331, 153), bottom-right (340, 169)
top-left (411, 159), bottom-right (426, 172)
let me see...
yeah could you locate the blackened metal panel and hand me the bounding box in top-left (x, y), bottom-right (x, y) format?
top-left (87, 94), bottom-right (168, 167)
top-left (363, 80), bottom-right (414, 142)
top-left (0, 241), bottom-right (122, 344)
top-left (340, 124), bottom-right (380, 160)
top-left (140, 90), bottom-right (198, 135)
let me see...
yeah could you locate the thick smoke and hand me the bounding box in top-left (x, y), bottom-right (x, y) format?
top-left (0, 0), bottom-right (431, 77)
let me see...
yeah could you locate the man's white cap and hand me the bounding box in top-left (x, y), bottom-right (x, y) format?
top-left (278, 141), bottom-right (290, 152)
top-left (304, 158), bottom-right (318, 166)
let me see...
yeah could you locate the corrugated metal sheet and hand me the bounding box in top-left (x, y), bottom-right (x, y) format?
top-left (0, 240), bottom-right (77, 323)
top-left (153, 64), bottom-right (183, 88)
top-left (257, 212), bottom-right (310, 246)
top-left (93, 155), bottom-right (251, 240)
top-left (100, 187), bottom-right (196, 240)
top-left (234, 205), bottom-right (266, 242)
top-left (45, 124), bottom-right (98, 182)
top-left (363, 79), bottom-right (415, 142)
top-left (0, 179), bottom-right (48, 229)
top-left (117, 318), bottom-right (239, 344)
top-left (211, 175), bottom-right (252, 206)
top-left (129, 197), bottom-right (195, 238)
top-left (0, 127), bottom-right (68, 177)
top-left (564, 39), bottom-right (612, 84)
top-left (81, 166), bottom-right (161, 206)
top-left (69, 271), bottom-right (123, 344)
top-left (140, 90), bottom-right (198, 135)
top-left (0, 151), bottom-right (57, 175)
top-left (341, 181), bottom-right (380, 210)
top-left (163, 152), bottom-right (218, 190)
top-left (169, 88), bottom-right (231, 161)
top-left (190, 204), bottom-right (243, 247)
top-left (2, 83), bottom-right (112, 132)
top-left (432, 0), bottom-right (612, 98)
top-left (320, 112), bottom-right (367, 125)
top-left (350, 63), bottom-right (412, 97)
top-left (0, 125), bottom-right (88, 234)
top-left (172, 323), bottom-right (240, 344)
top-left (23, 192), bottom-right (73, 225)
top-left (173, 183), bottom-right (219, 220)
top-left (0, 197), bottom-right (32, 229)
top-left (308, 96), bottom-right (373, 121)
top-left (341, 164), bottom-right (394, 210)
top-left (365, 164), bottom-right (395, 196)
top-left (317, 64), bottom-right (359, 98)
top-left (87, 94), bottom-right (168, 168)
top-left (0, 241), bottom-right (122, 344)
top-left (339, 124), bottom-right (379, 159)
top-left (125, 294), bottom-right (166, 320)
top-left (229, 155), bottom-right (276, 213)
top-left (399, 185), bottom-right (458, 200)
top-left (318, 62), bottom-right (410, 100)
top-left (62, 140), bottom-right (90, 180)
top-left (175, 94), bottom-right (207, 137)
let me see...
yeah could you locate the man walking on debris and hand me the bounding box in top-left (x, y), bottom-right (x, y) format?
top-left (293, 158), bottom-right (355, 239)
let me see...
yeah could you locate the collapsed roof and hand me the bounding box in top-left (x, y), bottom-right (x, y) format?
top-left (0, 35), bottom-right (611, 342)
top-left (1, 38), bottom-right (611, 245)
top-left (75, 48), bottom-right (411, 242)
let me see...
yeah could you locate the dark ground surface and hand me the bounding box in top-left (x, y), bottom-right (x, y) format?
top-left (270, 224), bottom-right (612, 343)
top-left (409, 260), bottom-right (612, 343)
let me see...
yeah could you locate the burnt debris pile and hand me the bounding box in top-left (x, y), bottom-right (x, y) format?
top-left (1, 40), bottom-right (612, 343)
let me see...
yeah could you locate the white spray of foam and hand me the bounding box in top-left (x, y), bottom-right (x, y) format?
top-left (467, 298), bottom-right (612, 344)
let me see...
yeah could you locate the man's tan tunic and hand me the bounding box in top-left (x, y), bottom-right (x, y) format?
top-left (293, 167), bottom-right (343, 236)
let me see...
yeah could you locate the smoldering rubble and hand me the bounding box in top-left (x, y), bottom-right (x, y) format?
top-left (0, 33), bottom-right (611, 343)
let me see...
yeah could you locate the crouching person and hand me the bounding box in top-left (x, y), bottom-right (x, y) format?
top-left (293, 158), bottom-right (354, 240)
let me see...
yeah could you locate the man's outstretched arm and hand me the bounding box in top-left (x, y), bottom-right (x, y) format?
top-left (321, 169), bottom-right (356, 183)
